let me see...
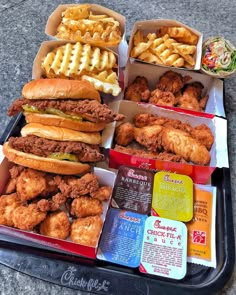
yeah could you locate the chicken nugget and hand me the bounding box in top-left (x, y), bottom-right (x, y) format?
top-left (16, 168), bottom-right (47, 202)
top-left (71, 216), bottom-right (103, 247)
top-left (12, 204), bottom-right (47, 230)
top-left (90, 186), bottom-right (112, 201)
top-left (71, 196), bottom-right (103, 218)
top-left (0, 193), bottom-right (22, 227)
top-left (115, 122), bottom-right (135, 146)
top-left (40, 211), bottom-right (70, 240)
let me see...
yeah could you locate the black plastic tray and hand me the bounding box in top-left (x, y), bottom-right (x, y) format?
top-left (0, 114), bottom-right (235, 295)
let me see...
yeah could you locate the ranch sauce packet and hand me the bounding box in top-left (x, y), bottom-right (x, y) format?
top-left (111, 166), bottom-right (154, 214)
top-left (97, 208), bottom-right (147, 268)
top-left (152, 171), bottom-right (193, 222)
top-left (139, 216), bottom-right (187, 280)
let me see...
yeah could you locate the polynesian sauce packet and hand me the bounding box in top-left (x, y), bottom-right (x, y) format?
top-left (186, 184), bottom-right (217, 267)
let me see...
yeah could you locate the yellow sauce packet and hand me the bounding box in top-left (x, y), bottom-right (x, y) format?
top-left (186, 184), bottom-right (217, 267)
top-left (152, 171), bottom-right (193, 222)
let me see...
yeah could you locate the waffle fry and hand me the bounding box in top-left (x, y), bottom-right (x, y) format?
top-left (130, 29), bottom-right (197, 69)
top-left (41, 42), bottom-right (121, 96)
top-left (158, 26), bottom-right (198, 45)
top-left (56, 5), bottom-right (122, 46)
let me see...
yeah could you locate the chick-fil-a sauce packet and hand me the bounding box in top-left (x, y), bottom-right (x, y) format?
top-left (97, 208), bottom-right (147, 268)
top-left (139, 216), bottom-right (187, 280)
top-left (186, 184), bottom-right (217, 267)
top-left (111, 166), bottom-right (154, 214)
top-left (152, 171), bottom-right (193, 222)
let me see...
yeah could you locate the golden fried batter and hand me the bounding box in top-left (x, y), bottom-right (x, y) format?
top-left (71, 196), bottom-right (103, 218)
top-left (133, 125), bottom-right (163, 151)
top-left (90, 186), bottom-right (112, 201)
top-left (190, 124), bottom-right (214, 150)
top-left (125, 76), bottom-right (150, 102)
top-left (70, 215), bottom-right (103, 247)
top-left (4, 178), bottom-right (17, 194)
top-left (149, 88), bottom-right (176, 106)
top-left (12, 204), bottom-right (47, 230)
top-left (0, 193), bottom-right (22, 227)
top-left (115, 122), bottom-right (135, 146)
top-left (157, 71), bottom-right (191, 94)
top-left (40, 210), bottom-right (70, 240)
top-left (16, 169), bottom-right (46, 202)
top-left (159, 127), bottom-right (211, 165)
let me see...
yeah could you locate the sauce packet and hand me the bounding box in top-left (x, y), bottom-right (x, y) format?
top-left (186, 184), bottom-right (217, 267)
top-left (139, 216), bottom-right (188, 280)
top-left (111, 166), bottom-right (154, 214)
top-left (152, 171), bottom-right (193, 222)
top-left (97, 208), bottom-right (147, 268)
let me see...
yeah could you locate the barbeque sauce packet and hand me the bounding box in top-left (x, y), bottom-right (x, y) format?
top-left (139, 216), bottom-right (188, 280)
top-left (97, 208), bottom-right (147, 267)
top-left (186, 184), bottom-right (217, 267)
top-left (111, 166), bottom-right (154, 214)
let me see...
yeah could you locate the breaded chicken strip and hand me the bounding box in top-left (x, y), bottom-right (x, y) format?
top-left (134, 125), bottom-right (163, 151)
top-left (190, 124), bottom-right (214, 150)
top-left (71, 196), bottom-right (103, 218)
top-left (158, 127), bottom-right (211, 165)
top-left (71, 216), bottom-right (103, 247)
top-left (0, 193), bottom-right (22, 226)
top-left (12, 204), bottom-right (47, 230)
top-left (40, 210), bottom-right (70, 240)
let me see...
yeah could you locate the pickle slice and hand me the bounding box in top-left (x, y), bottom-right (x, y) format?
top-left (47, 153), bottom-right (79, 162)
top-left (22, 105), bottom-right (83, 121)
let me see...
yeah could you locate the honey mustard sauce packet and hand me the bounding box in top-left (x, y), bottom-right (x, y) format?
top-left (186, 184), bottom-right (217, 267)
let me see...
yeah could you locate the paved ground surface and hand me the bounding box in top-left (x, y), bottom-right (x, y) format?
top-left (0, 0), bottom-right (235, 294)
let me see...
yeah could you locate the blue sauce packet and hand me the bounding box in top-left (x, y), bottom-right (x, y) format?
top-left (97, 208), bottom-right (147, 268)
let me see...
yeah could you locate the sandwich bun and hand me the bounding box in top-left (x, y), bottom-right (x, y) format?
top-left (24, 112), bottom-right (106, 132)
top-left (21, 123), bottom-right (102, 145)
top-left (22, 79), bottom-right (101, 102)
top-left (3, 142), bottom-right (90, 175)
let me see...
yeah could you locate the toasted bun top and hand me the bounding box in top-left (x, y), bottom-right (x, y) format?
top-left (22, 79), bottom-right (101, 102)
top-left (3, 142), bottom-right (90, 175)
top-left (21, 123), bottom-right (101, 145)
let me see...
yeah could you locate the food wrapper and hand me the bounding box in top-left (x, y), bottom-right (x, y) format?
top-left (128, 19), bottom-right (203, 70)
top-left (0, 145), bottom-right (116, 259)
top-left (201, 36), bottom-right (236, 78)
top-left (124, 61), bottom-right (225, 117)
top-left (105, 100), bottom-right (229, 184)
top-left (186, 184), bottom-right (217, 268)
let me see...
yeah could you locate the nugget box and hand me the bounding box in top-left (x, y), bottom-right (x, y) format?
top-left (124, 61), bottom-right (225, 117)
top-left (106, 100), bottom-right (228, 184)
top-left (0, 147), bottom-right (116, 259)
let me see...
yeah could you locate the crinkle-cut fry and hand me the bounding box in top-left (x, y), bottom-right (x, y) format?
top-left (62, 5), bottom-right (91, 20)
top-left (133, 30), bottom-right (145, 46)
top-left (82, 74), bottom-right (121, 96)
top-left (138, 50), bottom-right (164, 64)
top-left (158, 26), bottom-right (198, 45)
top-left (42, 42), bottom-right (117, 79)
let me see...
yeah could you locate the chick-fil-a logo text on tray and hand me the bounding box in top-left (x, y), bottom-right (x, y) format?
top-left (61, 266), bottom-right (110, 292)
top-left (154, 219), bottom-right (177, 232)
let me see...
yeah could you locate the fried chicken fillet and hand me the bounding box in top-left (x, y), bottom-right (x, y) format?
top-left (125, 76), bottom-right (151, 102)
top-left (40, 210), bottom-right (70, 239)
top-left (149, 88), bottom-right (176, 106)
top-left (115, 122), bottom-right (135, 146)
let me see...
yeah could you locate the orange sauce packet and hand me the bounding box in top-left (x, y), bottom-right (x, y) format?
top-left (186, 184), bottom-right (217, 267)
